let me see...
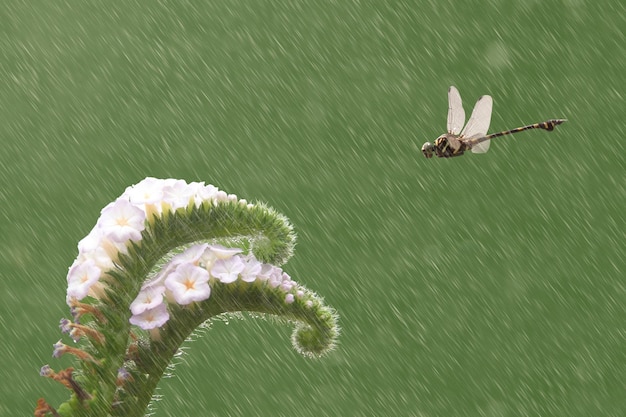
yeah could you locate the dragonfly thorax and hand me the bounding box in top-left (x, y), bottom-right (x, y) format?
top-left (431, 133), bottom-right (468, 158)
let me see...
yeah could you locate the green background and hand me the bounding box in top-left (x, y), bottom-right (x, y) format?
top-left (1, 1), bottom-right (625, 415)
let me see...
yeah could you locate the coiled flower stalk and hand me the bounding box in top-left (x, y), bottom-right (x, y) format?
top-left (36, 177), bottom-right (339, 417)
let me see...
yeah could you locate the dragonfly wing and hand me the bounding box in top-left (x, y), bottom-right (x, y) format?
top-left (461, 95), bottom-right (492, 138)
top-left (447, 86), bottom-right (465, 135)
top-left (470, 137), bottom-right (491, 153)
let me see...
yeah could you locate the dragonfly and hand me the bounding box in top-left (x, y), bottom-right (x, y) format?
top-left (421, 86), bottom-right (566, 158)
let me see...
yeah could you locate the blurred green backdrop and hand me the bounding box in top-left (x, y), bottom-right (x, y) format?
top-left (1, 0), bottom-right (625, 416)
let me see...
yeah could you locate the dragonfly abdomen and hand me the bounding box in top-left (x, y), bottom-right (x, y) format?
top-left (541, 119), bottom-right (567, 131)
top-left (481, 119), bottom-right (567, 141)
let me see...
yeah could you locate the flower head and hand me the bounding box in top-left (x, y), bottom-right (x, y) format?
top-left (122, 177), bottom-right (165, 206)
top-left (172, 243), bottom-right (209, 266)
top-left (130, 285), bottom-right (165, 315)
top-left (208, 244), bottom-right (243, 259)
top-left (192, 182), bottom-right (219, 206)
top-left (52, 340), bottom-right (66, 358)
top-left (129, 303), bottom-right (170, 330)
top-left (97, 198), bottom-right (146, 243)
top-left (240, 256), bottom-right (262, 282)
top-left (59, 318), bottom-right (72, 335)
top-left (280, 281), bottom-right (294, 292)
top-left (66, 260), bottom-right (102, 304)
top-left (40, 365), bottom-right (54, 377)
top-left (213, 190), bottom-right (228, 203)
top-left (265, 266), bottom-right (284, 288)
top-left (210, 256), bottom-right (245, 284)
top-left (257, 263), bottom-right (277, 282)
top-left (77, 226), bottom-right (103, 254)
top-left (164, 263), bottom-right (211, 305)
top-left (162, 180), bottom-right (196, 210)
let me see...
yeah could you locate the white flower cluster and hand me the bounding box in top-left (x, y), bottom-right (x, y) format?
top-left (129, 243), bottom-right (302, 330)
top-left (65, 177), bottom-right (300, 330)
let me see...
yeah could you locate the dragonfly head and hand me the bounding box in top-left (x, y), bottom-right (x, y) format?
top-left (421, 142), bottom-right (434, 158)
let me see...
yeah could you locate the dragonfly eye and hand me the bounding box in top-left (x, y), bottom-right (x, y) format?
top-left (421, 142), bottom-right (434, 158)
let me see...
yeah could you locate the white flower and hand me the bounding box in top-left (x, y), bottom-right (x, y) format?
top-left (164, 263), bottom-right (211, 305)
top-left (214, 190), bottom-right (228, 203)
top-left (129, 303), bottom-right (170, 330)
top-left (201, 183), bottom-right (219, 197)
top-left (76, 245), bottom-right (114, 272)
top-left (280, 281), bottom-right (294, 292)
top-left (122, 177), bottom-right (165, 206)
top-left (76, 226), bottom-right (129, 271)
top-left (97, 198), bottom-right (146, 242)
top-left (208, 244), bottom-right (242, 259)
top-left (130, 285), bottom-right (165, 315)
top-left (199, 245), bottom-right (243, 271)
top-left (141, 243), bottom-right (210, 290)
top-left (257, 264), bottom-right (275, 282)
top-left (240, 256), bottom-right (262, 283)
top-left (162, 180), bottom-right (195, 210)
top-left (141, 262), bottom-right (174, 291)
top-left (77, 226), bottom-right (103, 254)
top-left (187, 182), bottom-right (219, 207)
top-left (260, 265), bottom-right (283, 288)
top-left (210, 256), bottom-right (245, 284)
top-left (66, 260), bottom-right (102, 304)
top-left (172, 243), bottom-right (209, 265)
